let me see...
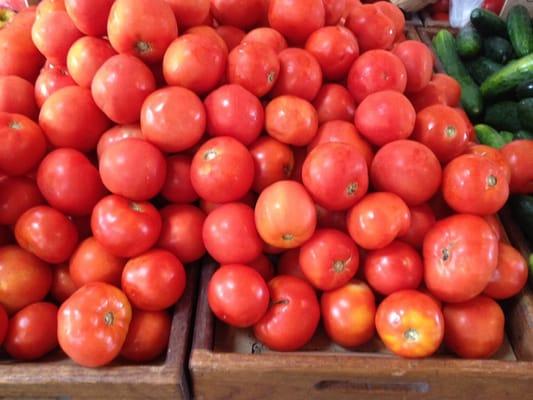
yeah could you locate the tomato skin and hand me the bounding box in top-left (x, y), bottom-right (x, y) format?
top-left (0, 305), bottom-right (7, 345)
top-left (164, 0), bottom-right (210, 29)
top-left (443, 295), bottom-right (504, 359)
top-left (316, 205), bottom-right (347, 231)
top-left (431, 73), bottom-right (461, 107)
top-left (500, 140), bottom-right (533, 194)
top-left (208, 264), bottom-right (269, 328)
top-left (255, 181), bottom-right (317, 249)
top-left (0, 177), bottom-right (44, 225)
top-left (242, 27), bottom-right (288, 54)
top-left (268, 0), bottom-right (325, 45)
top-left (374, 1), bottom-right (405, 40)
top-left (67, 37), bottom-right (116, 88)
top-left (161, 155), bottom-right (198, 204)
top-left (376, 290), bottom-right (444, 358)
top-left (371, 140), bottom-right (442, 206)
top-left (466, 144), bottom-right (511, 184)
top-left (92, 54), bottom-right (156, 124)
top-left (96, 125), bottom-right (144, 159)
top-left (398, 203), bottom-right (436, 249)
top-left (431, 0), bottom-right (449, 13)
top-left (249, 137), bottom-right (294, 193)
top-left (392, 40), bottom-right (433, 93)
top-left (313, 84), bottom-right (356, 124)
top-left (484, 242), bottom-right (527, 300)
top-left (248, 254), bottom-right (275, 282)
top-left (345, 4), bottom-right (396, 52)
top-left (407, 81), bottom-right (447, 112)
top-left (346, 192), bottom-right (411, 250)
top-left (51, 264), bottom-right (77, 303)
top-left (483, 0), bottom-right (504, 14)
top-left (64, 0), bottom-right (114, 36)
top-left (58, 282), bottom-right (132, 367)
top-left (423, 214), bottom-right (498, 303)
top-left (190, 136), bottom-right (255, 204)
top-left (0, 76), bottom-right (37, 119)
top-left (321, 280), bottom-right (375, 347)
top-left (211, 0), bottom-right (266, 29)
top-left (34, 63), bottom-right (76, 108)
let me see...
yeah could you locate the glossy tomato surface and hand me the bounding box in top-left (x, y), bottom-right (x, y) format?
top-left (249, 136), bottom-right (294, 193)
top-left (345, 4), bottom-right (395, 52)
top-left (0, 177), bottom-right (44, 225)
top-left (484, 242), bottom-right (528, 300)
top-left (500, 140), bottom-right (533, 194)
top-left (392, 40), bottom-right (433, 93)
top-left (0, 75), bottom-right (38, 118)
top-left (67, 36), bottom-right (116, 88)
top-left (312, 84), bottom-right (356, 124)
top-left (65, 0), bottom-right (114, 36)
top-left (268, 0), bottom-right (325, 45)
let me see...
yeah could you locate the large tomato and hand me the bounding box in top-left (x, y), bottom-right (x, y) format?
top-left (248, 254), bottom-right (275, 282)
top-left (161, 155), bottom-right (198, 204)
top-left (268, 0), bottom-right (325, 45)
top-left (34, 63), bottom-right (76, 108)
top-left (50, 264), bottom-right (77, 303)
top-left (0, 177), bottom-right (44, 225)
top-left (96, 124), bottom-right (144, 159)
top-left (58, 282), bottom-right (132, 367)
top-left (249, 137), bottom-right (294, 192)
top-left (466, 144), bottom-right (511, 184)
top-left (316, 205), bottom-right (347, 231)
top-left (500, 140), bottom-right (533, 194)
top-left (398, 203), bottom-right (436, 249)
top-left (0, 76), bottom-right (38, 118)
top-left (423, 214), bottom-right (498, 303)
top-left (407, 81), bottom-right (447, 112)
top-left (345, 4), bottom-right (396, 52)
top-left (392, 40), bottom-right (433, 93)
top-left (431, 73), bottom-right (461, 107)
top-left (241, 27), bottom-right (288, 54)
top-left (313, 84), bottom-right (356, 124)
top-left (186, 26), bottom-right (228, 53)
top-left (374, 1), bottom-right (405, 40)
top-left (484, 242), bottom-right (528, 300)
top-left (65, 0), bottom-right (114, 36)
top-left (67, 36), bottom-right (116, 88)
top-left (483, 0), bottom-right (504, 14)
top-left (210, 0), bottom-right (266, 29)
top-left (164, 0), bottom-right (210, 29)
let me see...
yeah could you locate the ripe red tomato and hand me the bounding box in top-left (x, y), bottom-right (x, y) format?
top-left (65, 0), bottom-right (114, 36)
top-left (423, 214), bottom-right (498, 303)
top-left (255, 181), bottom-right (317, 248)
top-left (204, 84), bottom-right (264, 146)
top-left (374, 1), bottom-right (405, 39)
top-left (376, 290), bottom-right (444, 358)
top-left (313, 84), bottom-right (356, 124)
top-left (208, 264), bottom-right (269, 327)
top-left (268, 0), bottom-right (325, 45)
top-left (186, 25), bottom-right (227, 53)
top-left (34, 63), bottom-right (76, 108)
top-left (0, 177), bottom-right (44, 225)
top-left (190, 136), bottom-right (255, 203)
top-left (345, 4), bottom-right (396, 52)
top-left (484, 242), bottom-right (527, 300)
top-left (323, 0), bottom-right (346, 25)
top-left (249, 137), bottom-right (294, 193)
top-left (500, 140), bottom-right (533, 194)
top-left (67, 36), bottom-right (116, 88)
top-left (91, 195), bottom-right (161, 258)
top-left (443, 295), bottom-right (504, 358)
top-left (122, 249), bottom-right (186, 311)
top-left (483, 0), bottom-right (504, 14)
top-left (355, 91), bottom-right (415, 147)
top-left (398, 203), bottom-right (436, 249)
top-left (0, 76), bottom-right (37, 119)
top-left (164, 0), bottom-right (210, 29)
top-left (99, 138), bottom-right (167, 201)
top-left (321, 280), bottom-right (375, 347)
top-left (50, 264), bottom-right (77, 303)
top-left (303, 143), bottom-right (368, 211)
top-left (431, 0), bottom-right (449, 13)
top-left (466, 144), bottom-right (511, 184)
top-left (161, 155), bottom-right (198, 204)
top-left (392, 40), bottom-right (433, 93)
top-left (92, 54), bottom-right (156, 124)
top-left (431, 73), bottom-right (461, 107)
top-left (216, 26), bottom-right (245, 52)
top-left (211, 0), bottom-right (266, 29)
top-left (241, 27), bottom-right (288, 54)
top-left (371, 140), bottom-right (442, 206)
top-left (347, 50), bottom-right (407, 104)
top-left (120, 309), bottom-right (171, 362)
top-left (200, 191), bottom-right (257, 214)
top-left (316, 205), bottom-right (347, 231)
top-left (58, 282), bottom-right (132, 367)
top-left (96, 125), bottom-right (144, 159)
top-left (278, 249), bottom-right (308, 281)
top-left (0, 304), bottom-right (7, 345)
top-left (407, 81), bottom-right (447, 112)
top-left (254, 275), bottom-right (320, 351)
top-left (227, 42), bottom-right (280, 97)
top-left (248, 254), bottom-right (275, 282)
top-left (346, 192), bottom-right (411, 250)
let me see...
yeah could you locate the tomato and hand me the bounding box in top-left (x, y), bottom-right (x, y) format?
top-left (161, 155), bottom-right (198, 204)
top-left (376, 290), bottom-right (444, 358)
top-left (164, 0), bottom-right (210, 29)
top-left (443, 295), bottom-right (504, 358)
top-left (92, 54), bottom-right (156, 124)
top-left (483, 214), bottom-right (505, 242)
top-left (0, 112), bottom-right (46, 176)
top-left (346, 192), bottom-right (411, 250)
top-left (268, 0), bottom-right (325, 45)
top-left (312, 84), bottom-right (356, 124)
top-left (407, 81), bottom-right (447, 112)
top-left (278, 249), bottom-right (306, 280)
top-left (254, 275), bottom-right (319, 351)
top-left (355, 91), bottom-right (415, 147)
top-left (249, 137), bottom-right (294, 193)
top-left (431, 11), bottom-right (449, 21)
top-left (0, 304), bottom-right (6, 345)
top-left (371, 140), bottom-right (442, 206)
top-left (248, 254), bottom-right (275, 282)
top-left (34, 63), bottom-right (75, 108)
top-left (211, 0), bottom-right (266, 29)
top-left (321, 280), bottom-right (375, 348)
top-left (323, 0), bottom-right (346, 25)
top-left (186, 25), bottom-right (227, 54)
top-left (0, 177), bottom-right (44, 225)
top-left (122, 249), bottom-right (186, 311)
top-left (484, 242), bottom-right (527, 300)
top-left (200, 191), bottom-right (257, 214)
top-left (0, 76), bottom-right (37, 119)
top-left (58, 282), bottom-right (132, 367)
top-left (466, 144), bottom-right (511, 184)
top-left (67, 37), bottom-right (116, 88)
top-left (398, 203), bottom-right (436, 249)
top-left (96, 125), bottom-right (144, 159)
top-left (51, 264), bottom-right (77, 303)
top-left (242, 27), bottom-right (288, 54)
top-left (500, 140), bottom-right (533, 194)
top-left (345, 5), bottom-right (396, 52)
top-left (431, 73), bottom-right (461, 107)
top-left (483, 0), bottom-right (504, 15)
top-left (190, 136), bottom-right (254, 203)
top-left (216, 25), bottom-right (245, 52)
top-left (265, 95), bottom-right (319, 146)
top-left (374, 1), bottom-right (405, 40)
top-left (424, 214), bottom-right (498, 303)
top-left (347, 50), bottom-right (407, 104)
top-left (431, 0), bottom-right (449, 13)
top-left (255, 181), bottom-right (317, 248)
top-left (303, 143), bottom-right (368, 211)
top-left (412, 104), bottom-right (469, 164)
top-left (204, 84), bottom-right (264, 146)
top-left (0, 246), bottom-right (51, 314)
top-left (455, 108), bottom-right (475, 142)
top-left (227, 42), bottom-right (280, 97)
top-left (120, 309), bottom-right (171, 362)
top-left (64, 0), bottom-right (114, 36)
top-left (99, 138), bottom-right (166, 201)
top-left (392, 40), bottom-right (433, 93)
top-left (316, 205), bottom-right (347, 231)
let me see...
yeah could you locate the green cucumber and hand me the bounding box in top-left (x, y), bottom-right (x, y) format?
top-left (518, 98), bottom-right (533, 129)
top-left (507, 5), bottom-right (533, 57)
top-left (484, 101), bottom-right (521, 131)
top-left (433, 30), bottom-right (483, 118)
top-left (516, 80), bottom-right (533, 99)
top-left (475, 124), bottom-right (510, 147)
top-left (466, 57), bottom-right (502, 85)
top-left (500, 130), bottom-right (515, 142)
top-left (483, 36), bottom-right (515, 64)
top-left (470, 8), bottom-right (508, 38)
top-left (481, 54), bottom-right (533, 99)
top-left (510, 195), bottom-right (533, 243)
top-left (456, 26), bottom-right (482, 59)
top-left (514, 130), bottom-right (533, 140)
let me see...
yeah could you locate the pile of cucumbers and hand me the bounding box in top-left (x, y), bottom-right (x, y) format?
top-left (432, 5), bottom-right (533, 148)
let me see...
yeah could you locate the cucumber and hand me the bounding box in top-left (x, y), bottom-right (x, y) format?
top-left (484, 101), bottom-right (521, 131)
top-left (518, 98), bottom-right (533, 129)
top-left (500, 130), bottom-right (515, 142)
top-left (507, 5), bottom-right (533, 57)
top-left (470, 8), bottom-right (508, 38)
top-left (481, 54), bottom-right (533, 99)
top-left (456, 26), bottom-right (482, 59)
top-left (483, 36), bottom-right (515, 64)
top-left (475, 124), bottom-right (511, 147)
top-left (433, 30), bottom-right (483, 118)
top-left (510, 195), bottom-right (533, 243)
top-left (514, 130), bottom-right (533, 140)
top-left (516, 80), bottom-right (533, 99)
top-left (466, 57), bottom-right (503, 85)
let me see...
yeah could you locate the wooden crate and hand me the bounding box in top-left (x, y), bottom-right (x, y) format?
top-left (0, 265), bottom-right (199, 400)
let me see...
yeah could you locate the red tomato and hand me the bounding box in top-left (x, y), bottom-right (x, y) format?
top-left (455, 108), bottom-right (476, 142)
top-left (0, 304), bottom-right (7, 345)
top-left (323, 0), bottom-right (346, 25)
top-left (4, 302), bottom-right (58, 360)
top-left (190, 136), bottom-right (254, 203)
top-left (291, 146), bottom-right (307, 182)
top-left (0, 246), bottom-right (52, 314)
top-left (398, 203), bottom-right (436, 249)
top-left (412, 104), bottom-right (469, 164)
top-left (200, 191), bottom-right (257, 214)
top-left (248, 254), bottom-right (275, 282)
top-left (242, 27), bottom-right (288, 54)
top-left (443, 295), bottom-right (504, 358)
top-left (376, 290), bottom-right (444, 358)
top-left (431, 11), bottom-right (449, 21)
top-left (122, 249), bottom-right (186, 311)
top-left (466, 144), bottom-right (511, 184)
top-left (278, 249), bottom-right (307, 280)
top-left (204, 84), bottom-right (264, 146)
top-left (483, 0), bottom-right (504, 15)
top-left (99, 138), bottom-right (166, 201)
top-left (67, 37), bottom-right (116, 88)
top-left (321, 280), bottom-right (375, 347)
top-left (431, 73), bottom-right (461, 107)
top-left (161, 155), bottom-right (198, 204)
top-left (15, 206), bottom-right (78, 264)
top-left (392, 40), bottom-right (433, 93)
top-left (120, 309), bottom-right (171, 362)
top-left (431, 0), bottom-right (449, 13)
top-left (500, 140), bottom-right (533, 194)
top-left (58, 282), bottom-right (132, 367)
top-left (92, 54), bottom-right (156, 124)
top-left (186, 25), bottom-right (228, 54)
top-left (211, 0), bottom-right (266, 29)
top-left (484, 242), bottom-right (527, 300)
top-left (268, 0), bottom-right (325, 45)
top-left (0, 76), bottom-right (37, 119)
top-left (216, 26), bottom-right (245, 52)
top-left (355, 91), bottom-right (415, 147)
top-left (371, 140), bottom-right (442, 206)
top-left (345, 4), bottom-right (396, 52)
top-left (164, 0), bottom-right (210, 29)
top-left (96, 125), bottom-right (144, 159)
top-left (316, 205), bottom-right (347, 231)
top-left (313, 84), bottom-right (356, 124)
top-left (364, 241), bottom-right (423, 295)
top-left (374, 1), bottom-right (405, 40)
top-left (64, 0), bottom-right (114, 36)
top-left (303, 143), bottom-right (368, 211)
top-left (249, 137), bottom-right (294, 193)
top-left (346, 192), bottom-right (411, 250)
top-left (347, 50), bottom-right (407, 104)
top-left (254, 275), bottom-right (320, 351)
top-left (255, 181), bottom-right (317, 249)
top-left (0, 112), bottom-right (46, 176)
top-left (423, 214), bottom-right (498, 303)
top-left (208, 264), bottom-right (269, 327)
top-left (0, 177), bottom-right (44, 225)
top-left (34, 63), bottom-right (76, 108)
top-left (407, 81), bottom-right (447, 112)
top-left (484, 214), bottom-right (506, 242)
top-left (51, 264), bottom-right (77, 303)
top-left (227, 42), bottom-right (280, 97)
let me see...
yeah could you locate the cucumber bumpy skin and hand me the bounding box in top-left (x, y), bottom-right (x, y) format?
top-left (481, 54), bottom-right (533, 99)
